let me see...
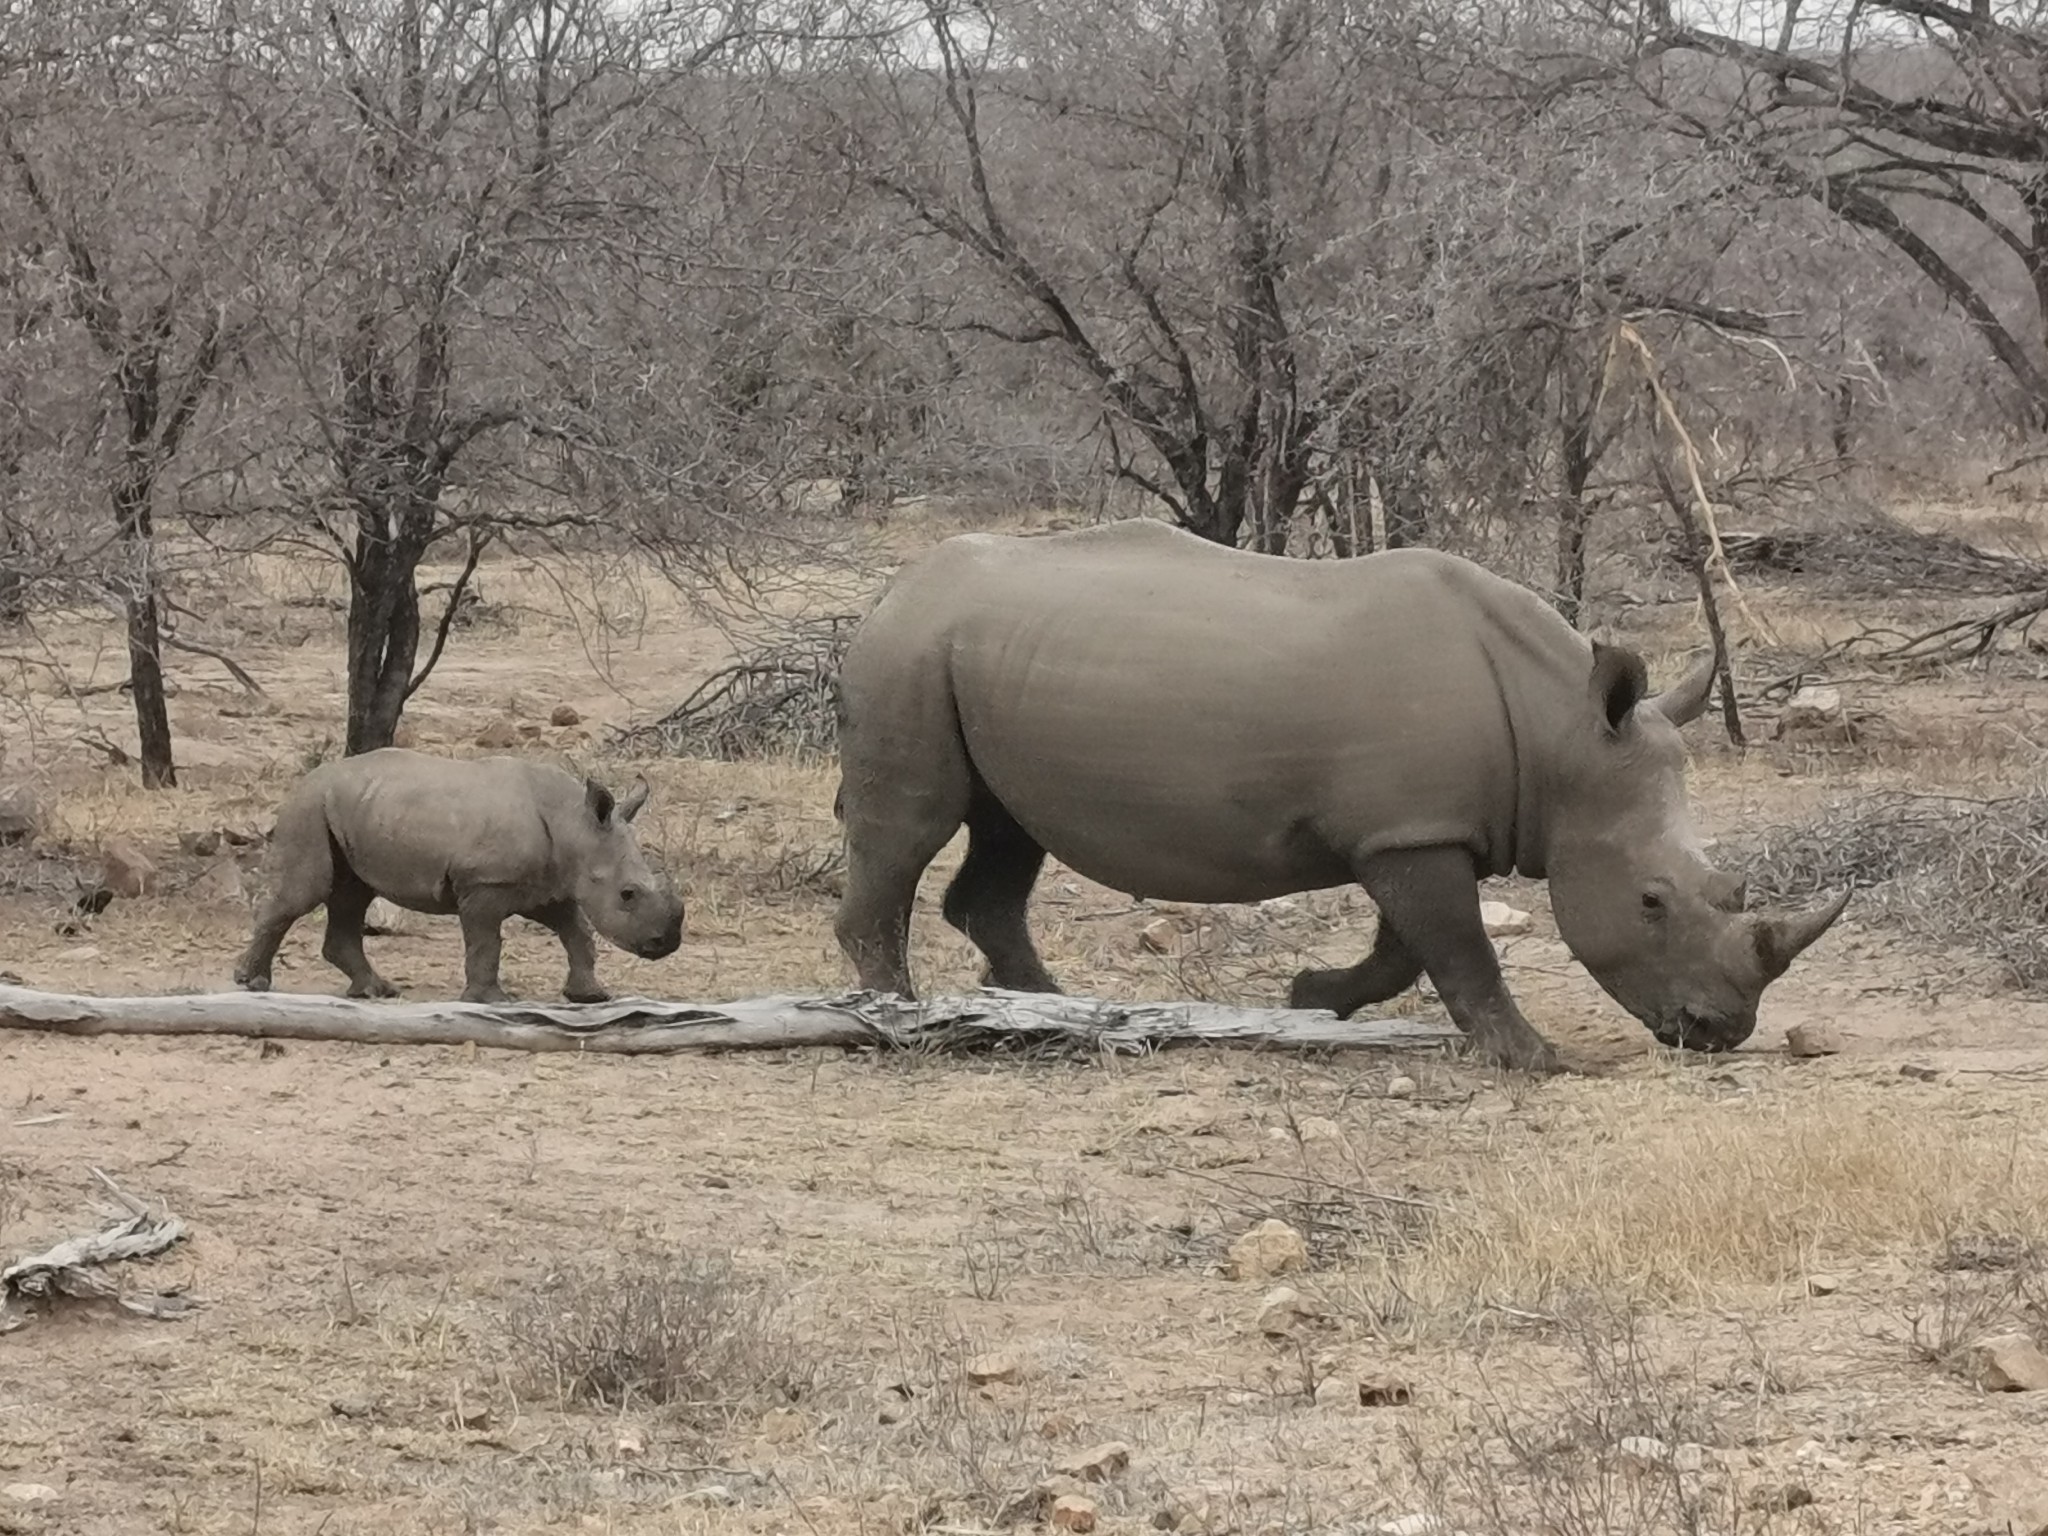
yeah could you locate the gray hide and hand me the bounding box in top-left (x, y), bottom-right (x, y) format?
top-left (235, 749), bottom-right (683, 1003)
top-left (829, 519), bottom-right (1847, 1071)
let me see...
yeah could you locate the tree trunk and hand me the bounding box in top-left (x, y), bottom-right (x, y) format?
top-left (343, 490), bottom-right (432, 756)
top-left (112, 474), bottom-right (176, 788)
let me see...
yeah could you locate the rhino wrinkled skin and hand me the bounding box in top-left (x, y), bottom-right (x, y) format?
top-left (234, 749), bottom-right (684, 1004)
top-left (830, 519), bottom-right (1848, 1072)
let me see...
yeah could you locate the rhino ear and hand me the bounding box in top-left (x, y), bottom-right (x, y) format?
top-left (617, 776), bottom-right (650, 824)
top-left (1648, 652), bottom-right (1718, 728)
top-left (1589, 642), bottom-right (1650, 736)
top-left (585, 778), bottom-right (616, 827)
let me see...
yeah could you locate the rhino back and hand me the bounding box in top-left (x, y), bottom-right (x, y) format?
top-left (315, 750), bottom-right (573, 910)
top-left (849, 522), bottom-right (1592, 898)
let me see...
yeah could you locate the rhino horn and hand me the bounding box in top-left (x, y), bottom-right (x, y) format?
top-left (618, 776), bottom-right (651, 823)
top-left (1755, 888), bottom-right (1851, 979)
top-left (1647, 652), bottom-right (1718, 727)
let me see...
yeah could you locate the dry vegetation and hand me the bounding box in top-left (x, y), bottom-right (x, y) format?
top-left (2, 505), bottom-right (2048, 1536)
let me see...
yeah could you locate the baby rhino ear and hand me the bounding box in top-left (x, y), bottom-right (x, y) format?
top-left (1588, 642), bottom-right (1649, 735)
top-left (585, 778), bottom-right (616, 826)
top-left (617, 777), bottom-right (650, 823)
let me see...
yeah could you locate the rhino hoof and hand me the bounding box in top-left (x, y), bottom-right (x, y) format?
top-left (235, 969), bottom-right (270, 993)
top-left (563, 983), bottom-right (612, 1004)
top-left (348, 976), bottom-right (400, 1000)
top-left (463, 984), bottom-right (513, 1005)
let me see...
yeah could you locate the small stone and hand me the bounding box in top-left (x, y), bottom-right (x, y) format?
top-left (452, 1403), bottom-right (491, 1430)
top-left (100, 837), bottom-right (158, 898)
top-left (1900, 1063), bottom-right (1942, 1082)
top-left (3, 1484), bottom-right (59, 1505)
top-left (1480, 900), bottom-right (1533, 937)
top-left (677, 1485), bottom-right (737, 1507)
top-left (178, 827), bottom-right (221, 857)
top-left (1777, 685), bottom-right (1844, 736)
top-left (1747, 1482), bottom-right (1815, 1514)
top-left (1385, 1075), bottom-right (1418, 1099)
top-left (1670, 1443), bottom-right (1707, 1474)
top-left (222, 823), bottom-right (265, 847)
top-left (616, 1429), bottom-right (645, 1457)
top-left (1785, 1022), bottom-right (1844, 1057)
top-left (1051, 1494), bottom-right (1098, 1532)
top-left (966, 1351), bottom-right (1021, 1385)
top-left (474, 718), bottom-right (519, 749)
top-left (1257, 1286), bottom-right (1317, 1337)
top-left (1055, 1441), bottom-right (1132, 1482)
top-left (1039, 1411), bottom-right (1078, 1439)
top-left (550, 704), bottom-right (582, 727)
top-left (1225, 1218), bottom-right (1309, 1280)
top-left (1359, 1377), bottom-right (1414, 1407)
top-left (1139, 917), bottom-right (1180, 955)
top-left (1806, 1273), bottom-right (1840, 1296)
top-left (1296, 1115), bottom-right (1342, 1142)
top-left (1973, 1333), bottom-right (2048, 1391)
top-left (364, 898), bottom-right (416, 935)
top-left (0, 785), bottom-right (41, 846)
top-left (1313, 1373), bottom-right (1359, 1408)
top-left (759, 1406), bottom-right (808, 1443)
top-left (1378, 1516), bottom-right (1440, 1536)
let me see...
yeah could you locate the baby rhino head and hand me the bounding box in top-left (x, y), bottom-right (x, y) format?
top-left (574, 776), bottom-right (684, 961)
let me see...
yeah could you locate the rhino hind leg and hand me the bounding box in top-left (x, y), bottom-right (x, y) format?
top-left (941, 793), bottom-right (1061, 994)
top-left (233, 817), bottom-right (337, 991)
top-left (1356, 847), bottom-right (1563, 1075)
top-left (1288, 919), bottom-right (1423, 1017)
top-left (320, 874), bottom-right (399, 999)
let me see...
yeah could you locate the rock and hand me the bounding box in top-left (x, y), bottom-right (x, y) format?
top-left (1055, 1441), bottom-right (1132, 1482)
top-left (759, 1406), bottom-right (808, 1443)
top-left (677, 1485), bottom-right (737, 1507)
top-left (1806, 1273), bottom-right (1840, 1296)
top-left (178, 827), bottom-right (221, 857)
top-left (473, 718), bottom-right (519, 749)
top-left (1785, 1022), bottom-right (1844, 1057)
top-left (1900, 1062), bottom-right (1943, 1082)
top-left (100, 837), bottom-right (158, 898)
top-left (966, 1351), bottom-right (1021, 1385)
top-left (1385, 1075), bottom-right (1418, 1099)
top-left (1314, 1373), bottom-right (1359, 1408)
top-left (1038, 1411), bottom-right (1078, 1439)
top-left (616, 1429), bottom-right (645, 1457)
top-left (1777, 685), bottom-right (1845, 737)
top-left (1970, 1461), bottom-right (2048, 1536)
top-left (2, 1484), bottom-right (59, 1505)
top-left (1479, 900), bottom-right (1533, 937)
top-left (1296, 1114), bottom-right (1342, 1142)
top-left (193, 856), bottom-right (245, 903)
top-left (1257, 1286), bottom-right (1317, 1337)
top-left (363, 898), bottom-right (417, 936)
top-left (550, 704), bottom-right (582, 727)
top-left (1972, 1333), bottom-right (2048, 1391)
top-left (1051, 1494), bottom-right (1099, 1532)
top-left (1139, 917), bottom-right (1180, 955)
top-left (1225, 1218), bottom-right (1309, 1280)
top-left (1746, 1482), bottom-right (1815, 1514)
top-left (0, 785), bottom-right (42, 845)
top-left (222, 823), bottom-right (265, 848)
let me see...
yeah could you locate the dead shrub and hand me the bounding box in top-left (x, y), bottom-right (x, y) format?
top-left (1902, 1237), bottom-right (2047, 1379)
top-left (619, 614), bottom-right (854, 761)
top-left (1737, 788), bottom-right (2048, 990)
top-left (499, 1250), bottom-right (810, 1427)
top-left (1401, 1309), bottom-right (1804, 1536)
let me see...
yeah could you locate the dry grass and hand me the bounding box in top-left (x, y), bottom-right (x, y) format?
top-left (1738, 787), bottom-right (2048, 989)
top-left (1359, 1084), bottom-right (2048, 1321)
top-left (499, 1249), bottom-right (812, 1426)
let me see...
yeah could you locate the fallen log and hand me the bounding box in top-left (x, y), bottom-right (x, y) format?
top-left (1, 1169), bottom-right (192, 1333)
top-left (0, 982), bottom-right (1458, 1058)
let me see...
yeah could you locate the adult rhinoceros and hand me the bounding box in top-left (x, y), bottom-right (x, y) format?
top-left (829, 518), bottom-right (1846, 1072)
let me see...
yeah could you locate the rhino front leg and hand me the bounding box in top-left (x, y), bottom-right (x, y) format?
top-left (456, 890), bottom-right (519, 1004)
top-left (321, 877), bottom-right (400, 999)
top-left (531, 900), bottom-right (609, 1003)
top-left (1356, 847), bottom-right (1563, 1075)
top-left (1288, 919), bottom-right (1423, 1017)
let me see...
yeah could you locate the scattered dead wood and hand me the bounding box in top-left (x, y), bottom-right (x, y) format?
top-left (1668, 523), bottom-right (2048, 596)
top-left (617, 613), bottom-right (856, 761)
top-left (1, 1168), bottom-right (192, 1333)
top-left (0, 982), bottom-right (1459, 1058)
top-left (1848, 589), bottom-right (2048, 667)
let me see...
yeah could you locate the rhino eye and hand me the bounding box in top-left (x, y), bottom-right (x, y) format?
top-left (620, 887), bottom-right (638, 904)
top-left (1641, 890), bottom-right (1666, 917)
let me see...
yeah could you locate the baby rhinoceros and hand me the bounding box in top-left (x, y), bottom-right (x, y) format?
top-left (234, 749), bottom-right (684, 1004)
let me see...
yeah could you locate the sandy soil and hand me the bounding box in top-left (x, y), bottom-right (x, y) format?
top-left (3, 507), bottom-right (2047, 1536)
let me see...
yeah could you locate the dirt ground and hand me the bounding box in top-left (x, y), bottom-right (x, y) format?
top-left (3, 505), bottom-right (2047, 1536)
